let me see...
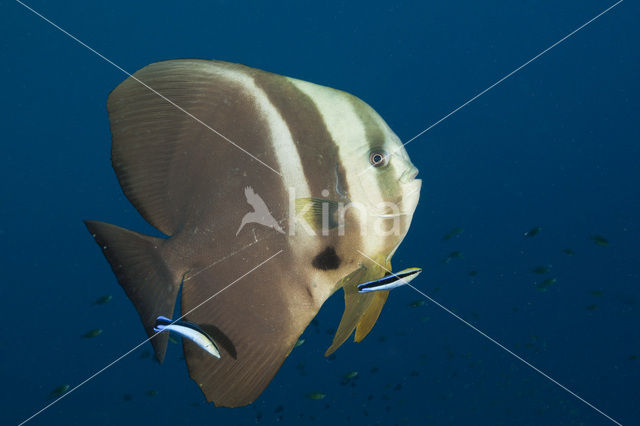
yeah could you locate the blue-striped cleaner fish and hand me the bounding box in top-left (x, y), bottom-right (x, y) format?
top-left (154, 316), bottom-right (221, 358)
top-left (84, 59), bottom-right (421, 407)
top-left (357, 267), bottom-right (422, 293)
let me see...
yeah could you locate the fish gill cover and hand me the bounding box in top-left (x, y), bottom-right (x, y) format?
top-left (3, 1), bottom-right (638, 425)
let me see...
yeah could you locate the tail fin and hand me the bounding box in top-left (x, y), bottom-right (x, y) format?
top-left (84, 220), bottom-right (180, 362)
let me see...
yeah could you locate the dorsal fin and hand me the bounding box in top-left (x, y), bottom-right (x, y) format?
top-left (107, 59), bottom-right (276, 235)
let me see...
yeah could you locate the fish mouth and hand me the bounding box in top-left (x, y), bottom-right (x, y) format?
top-left (374, 212), bottom-right (411, 218)
top-left (400, 166), bottom-right (419, 183)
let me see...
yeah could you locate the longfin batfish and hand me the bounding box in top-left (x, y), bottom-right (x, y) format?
top-left (85, 59), bottom-right (421, 407)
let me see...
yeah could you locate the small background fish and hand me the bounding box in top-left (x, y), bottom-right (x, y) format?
top-left (4, 1), bottom-right (639, 426)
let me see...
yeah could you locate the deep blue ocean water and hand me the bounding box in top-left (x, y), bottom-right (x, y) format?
top-left (2, 1), bottom-right (639, 425)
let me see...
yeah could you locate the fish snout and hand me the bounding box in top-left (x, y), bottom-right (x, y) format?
top-left (400, 166), bottom-right (419, 183)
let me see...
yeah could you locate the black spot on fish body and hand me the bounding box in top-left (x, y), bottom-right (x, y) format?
top-left (312, 246), bottom-right (341, 270)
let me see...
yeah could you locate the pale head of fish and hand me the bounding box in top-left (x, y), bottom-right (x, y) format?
top-left (338, 113), bottom-right (421, 263)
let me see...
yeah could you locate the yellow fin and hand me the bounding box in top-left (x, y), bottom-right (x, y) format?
top-left (354, 259), bottom-right (392, 342)
top-left (325, 261), bottom-right (388, 356)
top-left (354, 290), bottom-right (389, 342)
top-left (295, 198), bottom-right (338, 232)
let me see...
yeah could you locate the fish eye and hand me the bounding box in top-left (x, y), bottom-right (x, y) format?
top-left (369, 150), bottom-right (389, 167)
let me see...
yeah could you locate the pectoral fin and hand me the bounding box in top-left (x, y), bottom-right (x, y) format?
top-left (295, 198), bottom-right (339, 232)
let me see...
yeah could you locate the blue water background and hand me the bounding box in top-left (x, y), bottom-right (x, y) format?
top-left (1, 1), bottom-right (638, 424)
